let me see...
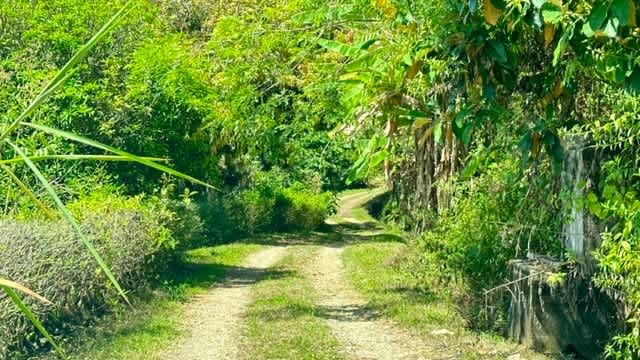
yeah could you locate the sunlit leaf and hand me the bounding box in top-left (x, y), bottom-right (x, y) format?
top-left (318, 39), bottom-right (365, 58)
top-left (541, 3), bottom-right (563, 24)
top-left (553, 24), bottom-right (574, 66)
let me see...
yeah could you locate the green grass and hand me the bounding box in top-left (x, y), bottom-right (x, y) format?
top-left (343, 242), bottom-right (460, 331)
top-left (52, 243), bottom-right (263, 360)
top-left (241, 246), bottom-right (344, 360)
top-left (342, 241), bottom-right (550, 359)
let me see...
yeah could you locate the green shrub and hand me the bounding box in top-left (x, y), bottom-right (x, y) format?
top-left (212, 169), bottom-right (336, 238)
top-left (415, 158), bottom-right (563, 328)
top-left (274, 184), bottom-right (335, 232)
top-left (148, 187), bottom-right (205, 252)
top-left (0, 192), bottom-right (182, 358)
top-left (223, 188), bottom-right (276, 235)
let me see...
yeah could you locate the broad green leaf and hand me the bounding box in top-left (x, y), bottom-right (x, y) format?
top-left (543, 131), bottom-right (564, 173)
top-left (433, 120), bottom-right (443, 144)
top-left (588, 2), bottom-right (609, 31)
top-left (20, 123), bottom-right (215, 189)
top-left (356, 38), bottom-right (379, 50)
top-left (6, 140), bottom-right (130, 305)
top-left (625, 67), bottom-right (640, 94)
top-left (582, 21), bottom-right (595, 37)
top-left (461, 123), bottom-right (474, 145)
top-left (318, 39), bottom-right (364, 58)
top-left (603, 18), bottom-right (619, 37)
top-left (453, 106), bottom-right (474, 145)
top-left (369, 150), bottom-right (390, 168)
top-left (611, 0), bottom-right (630, 25)
top-left (541, 3), bottom-right (563, 24)
top-left (2, 286), bottom-right (65, 359)
top-left (553, 25), bottom-right (574, 66)
top-left (518, 130), bottom-right (533, 168)
top-left (455, 105), bottom-right (472, 129)
top-left (487, 40), bottom-right (507, 64)
top-left (461, 155), bottom-right (481, 179)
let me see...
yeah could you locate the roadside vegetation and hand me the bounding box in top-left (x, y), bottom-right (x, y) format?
top-left (3, 0), bottom-right (640, 358)
top-left (343, 242), bottom-right (548, 359)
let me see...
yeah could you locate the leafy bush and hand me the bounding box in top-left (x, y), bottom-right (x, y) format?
top-left (0, 192), bottom-right (184, 358)
top-left (274, 184), bottom-right (335, 232)
top-left (223, 188), bottom-right (277, 235)
top-left (415, 157), bottom-right (563, 327)
top-left (210, 169), bottom-right (336, 238)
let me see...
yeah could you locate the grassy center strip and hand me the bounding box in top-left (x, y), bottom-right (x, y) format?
top-left (241, 245), bottom-right (345, 360)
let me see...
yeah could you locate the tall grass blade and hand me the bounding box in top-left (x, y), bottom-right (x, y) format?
top-left (1, 286), bottom-right (66, 359)
top-left (21, 122), bottom-right (217, 189)
top-left (6, 140), bottom-right (130, 305)
top-left (0, 164), bottom-right (56, 219)
top-left (0, 154), bottom-right (167, 165)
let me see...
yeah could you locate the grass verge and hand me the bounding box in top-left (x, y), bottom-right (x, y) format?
top-left (342, 241), bottom-right (550, 359)
top-left (241, 246), bottom-right (344, 360)
top-left (45, 243), bottom-right (263, 360)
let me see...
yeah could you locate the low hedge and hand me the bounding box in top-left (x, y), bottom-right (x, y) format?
top-left (274, 185), bottom-right (335, 232)
top-left (221, 184), bottom-right (335, 237)
top-left (0, 194), bottom-right (184, 358)
top-left (200, 169), bottom-right (336, 241)
top-left (0, 177), bottom-right (331, 357)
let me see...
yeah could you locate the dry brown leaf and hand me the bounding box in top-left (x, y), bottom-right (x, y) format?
top-left (484, 0), bottom-right (502, 25)
top-left (0, 277), bottom-right (52, 305)
top-left (406, 60), bottom-right (424, 80)
top-left (544, 24), bottom-right (555, 48)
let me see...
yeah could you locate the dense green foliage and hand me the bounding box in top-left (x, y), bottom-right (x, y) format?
top-left (1, 0), bottom-right (343, 357)
top-left (307, 0), bottom-right (640, 356)
top-left (3, 0), bottom-right (640, 357)
top-left (215, 169), bottom-right (335, 237)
